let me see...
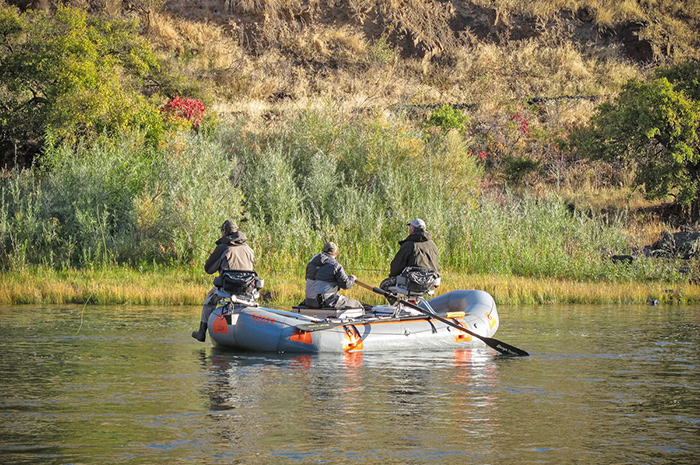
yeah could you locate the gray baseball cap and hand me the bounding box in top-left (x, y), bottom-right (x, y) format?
top-left (408, 218), bottom-right (426, 229)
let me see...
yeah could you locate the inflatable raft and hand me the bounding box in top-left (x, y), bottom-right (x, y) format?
top-left (207, 288), bottom-right (500, 354)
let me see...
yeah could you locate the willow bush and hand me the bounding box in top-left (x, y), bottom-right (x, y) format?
top-left (0, 130), bottom-right (243, 268)
top-left (0, 108), bottom-right (687, 284)
top-left (233, 109), bottom-right (484, 274)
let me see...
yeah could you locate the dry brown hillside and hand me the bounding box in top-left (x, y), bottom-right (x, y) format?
top-left (11, 1), bottom-right (699, 116)
top-left (89, 0), bottom-right (684, 146)
top-left (165, 0), bottom-right (671, 63)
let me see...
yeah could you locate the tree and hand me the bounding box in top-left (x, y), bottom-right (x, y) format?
top-left (657, 61), bottom-right (700, 101)
top-left (571, 69), bottom-right (700, 218)
top-left (0, 3), bottom-right (166, 166)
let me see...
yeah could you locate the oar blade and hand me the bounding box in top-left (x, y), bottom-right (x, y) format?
top-left (482, 337), bottom-right (530, 357)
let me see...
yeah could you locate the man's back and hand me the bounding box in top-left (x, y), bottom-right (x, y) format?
top-left (204, 231), bottom-right (255, 274)
top-left (389, 229), bottom-right (440, 277)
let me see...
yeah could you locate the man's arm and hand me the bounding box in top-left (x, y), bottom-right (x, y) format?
top-left (334, 264), bottom-right (356, 289)
top-left (389, 243), bottom-right (410, 277)
top-left (204, 244), bottom-right (225, 274)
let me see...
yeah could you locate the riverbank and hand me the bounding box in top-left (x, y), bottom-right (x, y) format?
top-left (2, 266), bottom-right (698, 307)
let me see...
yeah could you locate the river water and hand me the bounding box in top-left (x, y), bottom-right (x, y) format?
top-left (0, 303), bottom-right (698, 464)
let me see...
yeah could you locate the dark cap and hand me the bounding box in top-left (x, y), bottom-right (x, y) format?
top-left (220, 220), bottom-right (238, 234)
top-left (322, 241), bottom-right (338, 254)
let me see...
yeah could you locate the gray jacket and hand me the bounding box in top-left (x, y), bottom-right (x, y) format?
top-left (304, 252), bottom-right (355, 307)
top-left (204, 231), bottom-right (255, 275)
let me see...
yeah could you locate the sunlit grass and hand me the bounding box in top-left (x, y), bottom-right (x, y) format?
top-left (2, 266), bottom-right (698, 307)
top-left (0, 266), bottom-right (206, 306)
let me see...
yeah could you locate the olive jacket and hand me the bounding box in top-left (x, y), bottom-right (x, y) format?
top-left (388, 229), bottom-right (440, 277)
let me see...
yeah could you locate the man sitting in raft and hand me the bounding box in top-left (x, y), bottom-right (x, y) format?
top-left (380, 218), bottom-right (441, 291)
top-left (305, 242), bottom-right (363, 309)
top-left (192, 220), bottom-right (255, 342)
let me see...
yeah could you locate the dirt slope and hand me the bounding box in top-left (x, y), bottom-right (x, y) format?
top-left (162, 0), bottom-right (672, 64)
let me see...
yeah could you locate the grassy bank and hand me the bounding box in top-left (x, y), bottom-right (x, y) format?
top-left (2, 266), bottom-right (698, 307)
top-left (3, 112), bottom-right (698, 306)
top-left (2, 114), bottom-right (683, 282)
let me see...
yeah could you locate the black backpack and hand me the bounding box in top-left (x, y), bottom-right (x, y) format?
top-left (213, 270), bottom-right (263, 296)
top-left (396, 267), bottom-right (439, 294)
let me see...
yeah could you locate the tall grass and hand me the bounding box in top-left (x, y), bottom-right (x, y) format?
top-left (0, 108), bottom-right (689, 286)
top-left (1, 130), bottom-right (243, 269)
top-left (0, 265), bottom-right (206, 305)
top-left (1, 266), bottom-right (696, 306)
top-left (456, 193), bottom-right (655, 280)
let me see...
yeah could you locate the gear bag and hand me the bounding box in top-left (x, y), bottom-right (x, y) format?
top-left (395, 267), bottom-right (439, 294)
top-left (213, 270), bottom-right (263, 296)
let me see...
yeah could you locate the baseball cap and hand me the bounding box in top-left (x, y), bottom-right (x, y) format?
top-left (322, 241), bottom-right (338, 254)
top-left (408, 218), bottom-right (426, 229)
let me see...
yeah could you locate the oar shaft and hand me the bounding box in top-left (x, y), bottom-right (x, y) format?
top-left (354, 278), bottom-right (529, 357)
top-left (354, 278), bottom-right (384, 294)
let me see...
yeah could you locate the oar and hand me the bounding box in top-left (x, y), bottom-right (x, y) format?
top-left (296, 312), bottom-right (433, 331)
top-left (296, 321), bottom-right (351, 331)
top-left (354, 278), bottom-right (529, 357)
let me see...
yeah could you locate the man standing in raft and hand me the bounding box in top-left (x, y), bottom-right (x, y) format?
top-left (191, 220), bottom-right (255, 342)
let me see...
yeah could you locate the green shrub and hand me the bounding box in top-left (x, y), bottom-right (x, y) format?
top-left (0, 130), bottom-right (244, 269)
top-left (656, 61), bottom-right (700, 101)
top-left (426, 105), bottom-right (470, 134)
top-left (571, 74), bottom-right (700, 217)
top-left (0, 4), bottom-right (183, 165)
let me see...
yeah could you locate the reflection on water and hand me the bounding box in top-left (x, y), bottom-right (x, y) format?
top-left (196, 346), bottom-right (506, 463)
top-left (0, 303), bottom-right (698, 464)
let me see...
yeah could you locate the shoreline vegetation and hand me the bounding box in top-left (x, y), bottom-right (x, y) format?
top-left (2, 267), bottom-right (698, 307)
top-left (2, 3), bottom-right (700, 308)
top-left (4, 113), bottom-right (700, 309)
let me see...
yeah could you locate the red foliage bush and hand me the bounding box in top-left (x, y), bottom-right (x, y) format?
top-left (161, 97), bottom-right (205, 128)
